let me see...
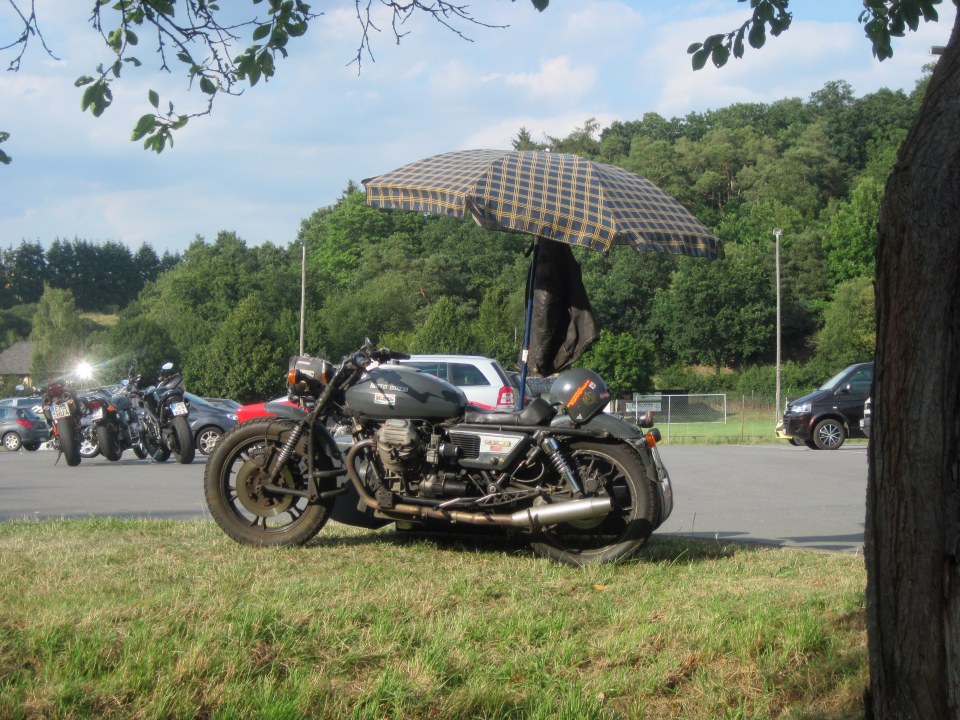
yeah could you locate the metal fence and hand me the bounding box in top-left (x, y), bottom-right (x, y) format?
top-left (612, 393), bottom-right (779, 444)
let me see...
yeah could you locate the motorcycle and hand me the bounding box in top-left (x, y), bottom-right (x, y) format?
top-left (40, 379), bottom-right (84, 466)
top-left (204, 340), bottom-right (674, 566)
top-left (81, 386), bottom-right (143, 461)
top-left (126, 362), bottom-right (195, 464)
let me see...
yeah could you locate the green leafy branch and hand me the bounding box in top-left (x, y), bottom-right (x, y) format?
top-left (71, 0), bottom-right (320, 153)
top-left (859, 0), bottom-right (946, 60)
top-left (687, 0), bottom-right (792, 70)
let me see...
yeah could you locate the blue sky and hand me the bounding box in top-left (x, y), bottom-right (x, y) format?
top-left (1, 0), bottom-right (955, 255)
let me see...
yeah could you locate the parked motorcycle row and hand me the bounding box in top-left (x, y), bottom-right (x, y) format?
top-left (28, 362), bottom-right (195, 467)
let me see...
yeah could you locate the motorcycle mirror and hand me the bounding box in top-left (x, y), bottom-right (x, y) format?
top-left (161, 362), bottom-right (174, 372)
top-left (14, 384), bottom-right (25, 392)
top-left (120, 379), bottom-right (129, 386)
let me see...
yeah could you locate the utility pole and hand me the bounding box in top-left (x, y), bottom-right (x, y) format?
top-left (773, 228), bottom-right (782, 422)
top-left (299, 243), bottom-right (306, 355)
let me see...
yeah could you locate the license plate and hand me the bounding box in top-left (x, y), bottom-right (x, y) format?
top-left (51, 402), bottom-right (71, 420)
top-left (170, 401), bottom-right (188, 416)
top-left (89, 407), bottom-right (103, 421)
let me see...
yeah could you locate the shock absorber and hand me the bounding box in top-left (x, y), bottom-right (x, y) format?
top-left (268, 424), bottom-right (305, 482)
top-left (540, 436), bottom-right (583, 496)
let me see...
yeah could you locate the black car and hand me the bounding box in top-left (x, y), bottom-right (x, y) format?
top-left (184, 392), bottom-right (238, 455)
top-left (777, 361), bottom-right (873, 450)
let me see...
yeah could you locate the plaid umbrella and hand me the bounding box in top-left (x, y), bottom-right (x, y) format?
top-left (362, 149), bottom-right (723, 259)
top-left (363, 149), bottom-right (723, 408)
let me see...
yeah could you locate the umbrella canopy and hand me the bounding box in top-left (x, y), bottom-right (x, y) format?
top-left (362, 148), bottom-right (723, 259)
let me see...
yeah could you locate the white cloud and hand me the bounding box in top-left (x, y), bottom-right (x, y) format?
top-left (502, 56), bottom-right (598, 102)
top-left (0, 0), bottom-right (956, 254)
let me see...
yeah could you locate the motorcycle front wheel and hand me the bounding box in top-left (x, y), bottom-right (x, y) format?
top-left (528, 440), bottom-right (656, 567)
top-left (143, 427), bottom-right (169, 462)
top-left (204, 417), bottom-right (334, 547)
top-left (57, 419), bottom-right (82, 467)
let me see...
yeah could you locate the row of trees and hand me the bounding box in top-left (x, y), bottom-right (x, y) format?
top-left (4, 77), bottom-right (900, 401)
top-left (0, 239), bottom-right (180, 314)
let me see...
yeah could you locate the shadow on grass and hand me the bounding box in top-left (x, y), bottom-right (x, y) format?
top-left (305, 523), bottom-right (744, 566)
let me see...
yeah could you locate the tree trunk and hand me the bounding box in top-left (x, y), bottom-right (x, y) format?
top-left (867, 11), bottom-right (960, 719)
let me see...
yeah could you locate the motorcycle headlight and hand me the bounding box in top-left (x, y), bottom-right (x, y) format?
top-left (789, 402), bottom-right (812, 414)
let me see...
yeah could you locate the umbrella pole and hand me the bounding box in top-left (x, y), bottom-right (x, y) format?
top-left (518, 237), bottom-right (540, 411)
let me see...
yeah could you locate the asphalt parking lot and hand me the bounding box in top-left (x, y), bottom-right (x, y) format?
top-left (0, 442), bottom-right (868, 552)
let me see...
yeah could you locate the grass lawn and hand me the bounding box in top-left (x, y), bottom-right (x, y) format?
top-left (0, 519), bottom-right (867, 719)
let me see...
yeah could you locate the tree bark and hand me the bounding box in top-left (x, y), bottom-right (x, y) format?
top-left (867, 10), bottom-right (960, 718)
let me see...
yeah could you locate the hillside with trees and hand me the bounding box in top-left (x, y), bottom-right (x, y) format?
top-left (1, 77), bottom-right (916, 401)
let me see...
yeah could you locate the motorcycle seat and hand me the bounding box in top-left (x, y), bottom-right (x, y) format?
top-left (463, 397), bottom-right (556, 426)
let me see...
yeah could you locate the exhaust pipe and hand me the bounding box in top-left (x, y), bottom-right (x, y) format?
top-left (345, 440), bottom-right (613, 528)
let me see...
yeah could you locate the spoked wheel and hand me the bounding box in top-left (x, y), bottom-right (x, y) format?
top-left (813, 418), bottom-right (846, 450)
top-left (196, 426), bottom-right (223, 456)
top-left (79, 431), bottom-right (100, 459)
top-left (204, 418), bottom-right (334, 547)
top-left (529, 440), bottom-right (655, 567)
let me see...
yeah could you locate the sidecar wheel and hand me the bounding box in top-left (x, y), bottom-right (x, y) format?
top-left (529, 440), bottom-right (655, 567)
top-left (204, 418), bottom-right (334, 547)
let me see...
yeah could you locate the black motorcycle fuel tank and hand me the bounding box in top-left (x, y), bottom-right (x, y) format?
top-left (345, 365), bottom-right (467, 420)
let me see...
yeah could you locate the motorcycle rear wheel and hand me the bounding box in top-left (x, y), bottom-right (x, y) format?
top-left (528, 440), bottom-right (655, 567)
top-left (96, 423), bottom-right (122, 461)
top-left (170, 416), bottom-right (195, 464)
top-left (56, 419), bottom-right (82, 467)
top-left (204, 418), bottom-right (334, 547)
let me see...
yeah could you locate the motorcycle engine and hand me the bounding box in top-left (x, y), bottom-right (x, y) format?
top-left (376, 419), bottom-right (423, 475)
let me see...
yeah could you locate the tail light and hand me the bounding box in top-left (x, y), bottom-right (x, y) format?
top-left (496, 386), bottom-right (516, 410)
top-left (16, 419), bottom-right (31, 429)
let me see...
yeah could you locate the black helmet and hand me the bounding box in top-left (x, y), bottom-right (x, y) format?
top-left (549, 368), bottom-right (611, 424)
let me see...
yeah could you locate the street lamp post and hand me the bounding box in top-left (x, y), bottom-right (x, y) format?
top-left (773, 228), bottom-right (783, 422)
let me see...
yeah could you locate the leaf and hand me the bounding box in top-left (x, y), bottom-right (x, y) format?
top-left (531, 0), bottom-right (549, 10)
top-left (131, 113), bottom-right (157, 141)
top-left (748, 20), bottom-right (766, 49)
top-left (125, 29), bottom-right (138, 46)
top-left (199, 77), bottom-right (216, 95)
top-left (711, 45), bottom-right (730, 68)
top-left (252, 23), bottom-right (271, 41)
top-left (74, 75), bottom-right (95, 87)
top-left (148, 89), bottom-right (160, 108)
top-left (687, 42), bottom-right (703, 53)
top-left (691, 47), bottom-right (710, 71)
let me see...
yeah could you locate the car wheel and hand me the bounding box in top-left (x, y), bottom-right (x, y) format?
top-left (22, 442), bottom-right (40, 451)
top-left (804, 440), bottom-right (819, 450)
top-left (787, 437), bottom-right (802, 447)
top-left (196, 426), bottom-right (223, 456)
top-left (2, 432), bottom-right (22, 451)
top-left (813, 418), bottom-right (846, 450)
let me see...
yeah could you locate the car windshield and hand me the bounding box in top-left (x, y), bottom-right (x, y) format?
top-left (818, 365), bottom-right (872, 392)
top-left (184, 392), bottom-right (215, 408)
top-left (818, 368), bottom-right (851, 391)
